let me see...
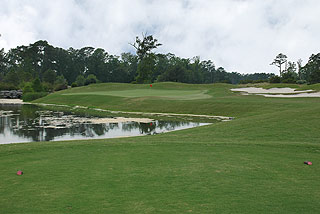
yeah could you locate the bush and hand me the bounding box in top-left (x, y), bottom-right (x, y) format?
top-left (32, 78), bottom-right (44, 92)
top-left (23, 82), bottom-right (34, 93)
top-left (42, 82), bottom-right (54, 92)
top-left (54, 84), bottom-right (68, 91)
top-left (71, 82), bottom-right (78, 88)
top-left (240, 79), bottom-right (254, 84)
top-left (281, 78), bottom-right (296, 83)
top-left (269, 75), bottom-right (281, 83)
top-left (54, 75), bottom-right (68, 91)
top-left (85, 74), bottom-right (98, 85)
top-left (296, 80), bottom-right (307, 85)
top-left (22, 92), bottom-right (48, 102)
top-left (75, 75), bottom-right (85, 86)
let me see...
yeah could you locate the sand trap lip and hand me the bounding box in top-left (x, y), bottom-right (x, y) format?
top-left (231, 87), bottom-right (320, 98)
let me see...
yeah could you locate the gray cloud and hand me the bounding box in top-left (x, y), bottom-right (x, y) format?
top-left (0, 0), bottom-right (319, 74)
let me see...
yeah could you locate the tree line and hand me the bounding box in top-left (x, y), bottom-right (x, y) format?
top-left (0, 35), bottom-right (319, 93)
top-left (270, 53), bottom-right (320, 84)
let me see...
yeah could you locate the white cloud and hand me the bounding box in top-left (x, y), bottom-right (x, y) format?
top-left (0, 0), bottom-right (319, 74)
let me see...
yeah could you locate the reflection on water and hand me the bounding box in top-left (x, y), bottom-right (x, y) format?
top-left (0, 104), bottom-right (209, 144)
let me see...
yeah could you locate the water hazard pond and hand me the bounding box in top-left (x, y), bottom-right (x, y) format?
top-left (0, 103), bottom-right (210, 144)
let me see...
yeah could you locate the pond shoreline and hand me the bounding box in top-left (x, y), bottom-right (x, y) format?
top-left (0, 98), bottom-right (234, 121)
top-left (37, 102), bottom-right (234, 121)
top-left (0, 102), bottom-right (212, 144)
top-left (0, 99), bottom-right (25, 104)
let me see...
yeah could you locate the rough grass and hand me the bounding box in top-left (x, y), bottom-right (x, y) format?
top-left (1, 82), bottom-right (320, 213)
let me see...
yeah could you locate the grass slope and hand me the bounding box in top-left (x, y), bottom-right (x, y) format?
top-left (1, 82), bottom-right (320, 213)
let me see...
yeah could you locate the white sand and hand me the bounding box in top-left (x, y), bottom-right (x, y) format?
top-left (231, 87), bottom-right (320, 98)
top-left (258, 92), bottom-right (320, 98)
top-left (0, 99), bottom-right (24, 104)
top-left (231, 87), bottom-right (313, 94)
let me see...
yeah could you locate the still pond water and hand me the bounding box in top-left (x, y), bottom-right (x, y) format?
top-left (0, 104), bottom-right (209, 144)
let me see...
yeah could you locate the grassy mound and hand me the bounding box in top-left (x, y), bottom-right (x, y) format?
top-left (1, 82), bottom-right (320, 213)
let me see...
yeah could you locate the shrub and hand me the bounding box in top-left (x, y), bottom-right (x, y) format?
top-left (71, 82), bottom-right (78, 88)
top-left (75, 75), bottom-right (85, 86)
top-left (281, 78), bottom-right (296, 83)
top-left (22, 92), bottom-right (48, 102)
top-left (54, 75), bottom-right (68, 91)
top-left (23, 82), bottom-right (34, 93)
top-left (85, 74), bottom-right (98, 85)
top-left (42, 82), bottom-right (54, 92)
top-left (269, 75), bottom-right (281, 83)
top-left (54, 84), bottom-right (68, 91)
top-left (240, 79), bottom-right (253, 84)
top-left (32, 78), bottom-right (44, 92)
top-left (296, 80), bottom-right (307, 85)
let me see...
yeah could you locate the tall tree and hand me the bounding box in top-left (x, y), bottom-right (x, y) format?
top-left (0, 48), bottom-right (7, 78)
top-left (130, 33), bottom-right (162, 83)
top-left (130, 33), bottom-right (162, 61)
top-left (297, 58), bottom-right (303, 80)
top-left (270, 53), bottom-right (287, 77)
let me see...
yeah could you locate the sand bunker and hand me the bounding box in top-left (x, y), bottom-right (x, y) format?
top-left (259, 92), bottom-right (320, 98)
top-left (231, 87), bottom-right (320, 98)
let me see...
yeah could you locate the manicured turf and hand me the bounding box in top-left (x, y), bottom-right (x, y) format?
top-left (1, 82), bottom-right (320, 213)
top-left (63, 89), bottom-right (211, 100)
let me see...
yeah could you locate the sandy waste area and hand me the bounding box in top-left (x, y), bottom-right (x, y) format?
top-left (231, 87), bottom-right (320, 98)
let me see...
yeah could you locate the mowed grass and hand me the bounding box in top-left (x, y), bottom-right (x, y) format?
top-left (1, 82), bottom-right (320, 213)
top-left (63, 89), bottom-right (211, 100)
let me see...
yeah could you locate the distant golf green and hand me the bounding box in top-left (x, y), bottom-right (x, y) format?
top-left (63, 89), bottom-right (211, 100)
top-left (1, 82), bottom-right (320, 213)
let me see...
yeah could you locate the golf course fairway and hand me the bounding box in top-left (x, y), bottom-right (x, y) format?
top-left (1, 82), bottom-right (319, 213)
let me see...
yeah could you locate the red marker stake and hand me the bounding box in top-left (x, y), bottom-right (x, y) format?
top-left (304, 161), bottom-right (312, 165)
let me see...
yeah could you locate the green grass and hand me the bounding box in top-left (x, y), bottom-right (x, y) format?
top-left (63, 89), bottom-right (211, 100)
top-left (1, 82), bottom-right (320, 213)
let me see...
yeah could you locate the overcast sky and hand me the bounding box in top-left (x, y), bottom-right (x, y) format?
top-left (0, 0), bottom-right (319, 74)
